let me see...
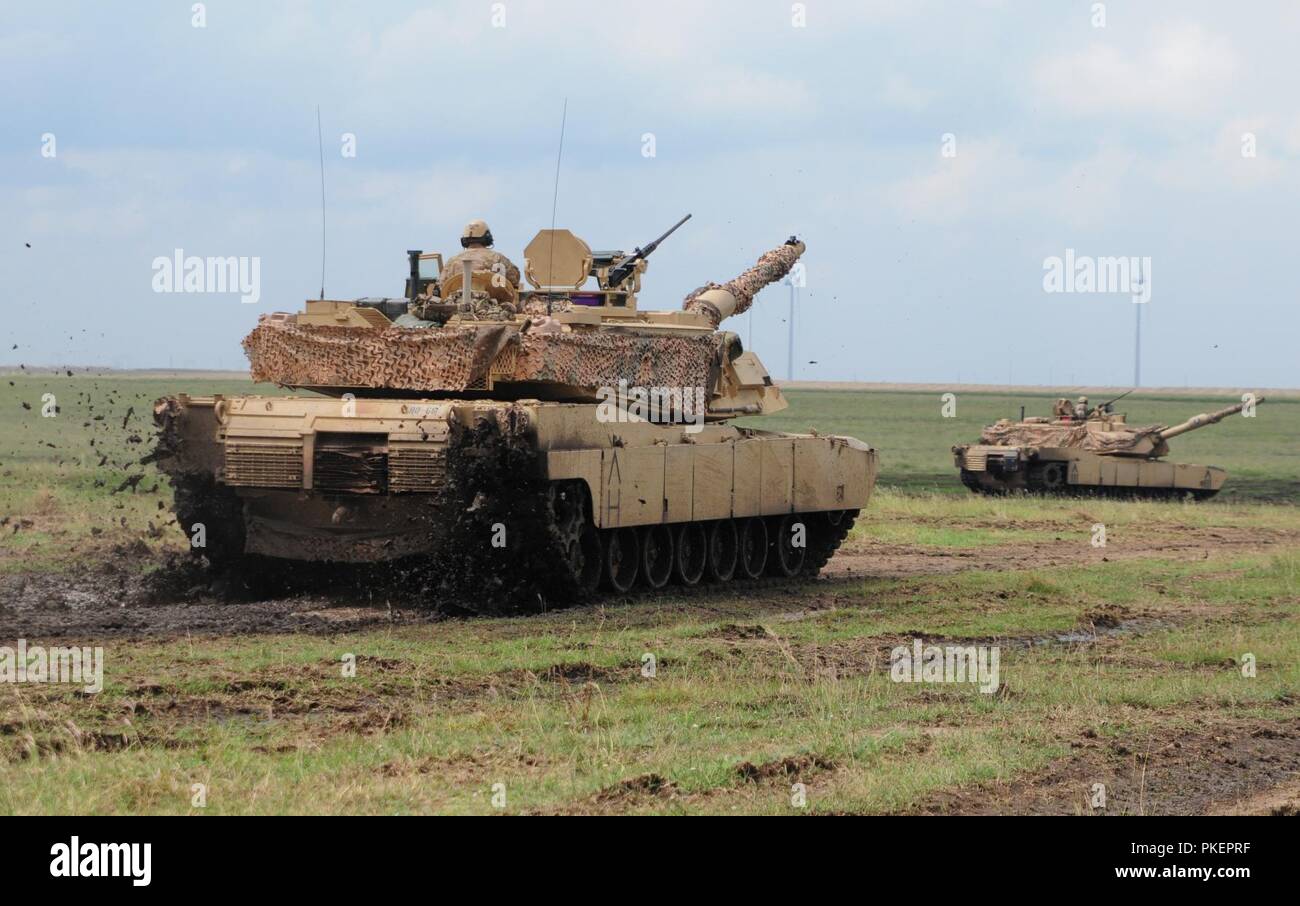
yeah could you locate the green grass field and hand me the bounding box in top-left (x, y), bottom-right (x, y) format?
top-left (0, 372), bottom-right (284, 572)
top-left (1, 374), bottom-right (1298, 814)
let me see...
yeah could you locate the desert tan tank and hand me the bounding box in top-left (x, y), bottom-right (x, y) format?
top-left (150, 218), bottom-right (877, 611)
top-left (952, 393), bottom-right (1265, 499)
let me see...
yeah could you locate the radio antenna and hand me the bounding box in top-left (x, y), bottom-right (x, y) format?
top-left (546, 98), bottom-right (568, 315)
top-left (316, 105), bottom-right (327, 301)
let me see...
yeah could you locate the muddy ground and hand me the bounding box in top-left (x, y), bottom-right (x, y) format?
top-left (909, 716), bottom-right (1300, 816)
top-left (2, 521), bottom-right (1298, 815)
top-left (2, 521), bottom-right (1291, 640)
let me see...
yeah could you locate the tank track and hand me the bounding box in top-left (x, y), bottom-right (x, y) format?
top-left (802, 510), bottom-right (858, 575)
top-left (416, 504), bottom-right (859, 614)
top-left (958, 471), bottom-right (1219, 502)
top-left (582, 510), bottom-right (858, 596)
top-left (169, 472), bottom-right (247, 569)
top-left (1085, 485), bottom-right (1219, 501)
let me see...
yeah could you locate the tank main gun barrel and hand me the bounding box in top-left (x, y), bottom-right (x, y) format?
top-left (1158, 396), bottom-right (1265, 440)
top-left (681, 237), bottom-right (806, 327)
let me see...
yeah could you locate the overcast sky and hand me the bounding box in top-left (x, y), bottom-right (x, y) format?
top-left (2, 1), bottom-right (1298, 387)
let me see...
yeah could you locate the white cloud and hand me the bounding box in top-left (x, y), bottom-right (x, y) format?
top-left (1034, 23), bottom-right (1236, 119)
top-left (0, 27), bottom-right (70, 63)
top-left (1042, 145), bottom-right (1138, 229)
top-left (686, 66), bottom-right (815, 115)
top-left (888, 138), bottom-right (1025, 223)
top-left (880, 73), bottom-right (933, 111)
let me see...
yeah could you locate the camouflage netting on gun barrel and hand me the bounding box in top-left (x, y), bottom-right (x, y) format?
top-left (243, 319), bottom-right (727, 394)
top-left (683, 241), bottom-right (804, 326)
top-left (980, 421), bottom-right (1164, 454)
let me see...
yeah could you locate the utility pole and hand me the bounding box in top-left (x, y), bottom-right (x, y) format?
top-left (787, 278), bottom-right (796, 381)
top-left (1134, 302), bottom-right (1142, 387)
top-left (1133, 264), bottom-right (1145, 387)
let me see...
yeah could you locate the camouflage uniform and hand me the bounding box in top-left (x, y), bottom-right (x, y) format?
top-left (415, 220), bottom-right (522, 322)
top-left (443, 221), bottom-right (521, 297)
top-left (443, 245), bottom-right (522, 293)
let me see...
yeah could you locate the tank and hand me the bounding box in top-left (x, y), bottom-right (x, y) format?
top-left (952, 393), bottom-right (1265, 499)
top-left (150, 218), bottom-right (877, 611)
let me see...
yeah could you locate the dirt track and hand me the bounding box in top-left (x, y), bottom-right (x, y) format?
top-left (828, 522), bottom-right (1295, 580)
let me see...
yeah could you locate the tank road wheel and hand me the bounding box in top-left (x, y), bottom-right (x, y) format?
top-left (706, 520), bottom-right (739, 583)
top-left (571, 524), bottom-right (603, 592)
top-left (602, 527), bottom-right (640, 593)
top-left (674, 522), bottom-right (708, 587)
top-left (767, 514), bottom-right (807, 577)
top-left (738, 517), bottom-right (769, 580)
top-left (640, 524), bottom-right (675, 590)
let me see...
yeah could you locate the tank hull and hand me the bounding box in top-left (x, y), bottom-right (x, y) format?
top-left (953, 444), bottom-right (1225, 499)
top-left (154, 394), bottom-right (876, 609)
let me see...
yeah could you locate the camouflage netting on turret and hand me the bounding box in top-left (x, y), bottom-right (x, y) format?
top-left (683, 241), bottom-right (804, 326)
top-left (980, 421), bottom-right (1165, 454)
top-left (244, 322), bottom-right (516, 390)
top-left (243, 319), bottom-right (727, 394)
top-left (511, 330), bottom-right (726, 390)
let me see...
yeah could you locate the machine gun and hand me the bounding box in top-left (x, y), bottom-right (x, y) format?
top-left (1090, 388), bottom-right (1134, 417)
top-left (603, 213), bottom-right (692, 289)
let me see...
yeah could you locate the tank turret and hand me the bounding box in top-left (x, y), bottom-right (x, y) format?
top-left (240, 223), bottom-right (804, 422)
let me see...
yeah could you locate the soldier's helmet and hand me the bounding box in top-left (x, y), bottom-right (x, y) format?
top-left (461, 219), bottom-right (494, 248)
top-left (1077, 396), bottom-right (1088, 404)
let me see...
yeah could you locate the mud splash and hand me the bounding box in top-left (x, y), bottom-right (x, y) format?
top-left (413, 409), bottom-right (589, 613)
